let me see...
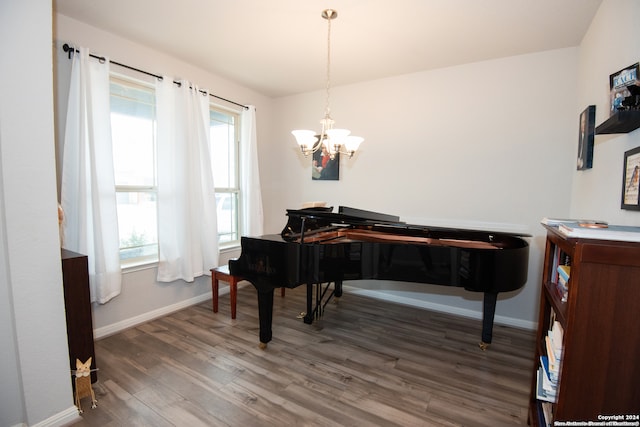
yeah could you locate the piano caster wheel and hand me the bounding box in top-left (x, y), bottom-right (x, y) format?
top-left (478, 342), bottom-right (490, 351)
top-left (259, 342), bottom-right (268, 350)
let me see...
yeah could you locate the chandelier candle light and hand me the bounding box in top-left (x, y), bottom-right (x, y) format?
top-left (292, 9), bottom-right (364, 160)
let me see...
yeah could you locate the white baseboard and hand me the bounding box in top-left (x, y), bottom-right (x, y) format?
top-left (344, 285), bottom-right (536, 330)
top-left (93, 291), bottom-right (215, 339)
top-left (30, 405), bottom-right (79, 427)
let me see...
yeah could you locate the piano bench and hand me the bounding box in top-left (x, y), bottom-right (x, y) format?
top-left (210, 265), bottom-right (285, 319)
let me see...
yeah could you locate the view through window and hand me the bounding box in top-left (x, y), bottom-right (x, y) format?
top-left (210, 108), bottom-right (240, 245)
top-left (110, 75), bottom-right (241, 266)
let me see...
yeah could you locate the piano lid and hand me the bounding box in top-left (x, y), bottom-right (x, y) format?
top-left (282, 206), bottom-right (530, 242)
top-left (281, 206), bottom-right (403, 240)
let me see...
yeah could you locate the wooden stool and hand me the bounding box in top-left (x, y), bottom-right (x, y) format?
top-left (211, 265), bottom-right (285, 319)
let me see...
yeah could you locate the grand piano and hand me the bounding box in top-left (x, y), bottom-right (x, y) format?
top-left (229, 206), bottom-right (529, 350)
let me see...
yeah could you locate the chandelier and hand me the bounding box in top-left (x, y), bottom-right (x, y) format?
top-left (292, 9), bottom-right (364, 160)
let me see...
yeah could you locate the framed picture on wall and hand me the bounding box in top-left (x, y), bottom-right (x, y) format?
top-left (312, 140), bottom-right (340, 180)
top-left (609, 62), bottom-right (639, 115)
top-left (577, 105), bottom-right (595, 170)
top-left (621, 146), bottom-right (640, 210)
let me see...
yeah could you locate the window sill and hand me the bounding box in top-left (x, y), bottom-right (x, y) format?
top-left (120, 244), bottom-right (241, 274)
top-left (219, 244), bottom-right (241, 254)
top-left (121, 258), bottom-right (158, 274)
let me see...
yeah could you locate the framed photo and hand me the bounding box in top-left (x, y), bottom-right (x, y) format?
top-left (609, 63), bottom-right (639, 115)
top-left (312, 139), bottom-right (340, 180)
top-left (577, 105), bottom-right (595, 170)
top-left (621, 146), bottom-right (640, 210)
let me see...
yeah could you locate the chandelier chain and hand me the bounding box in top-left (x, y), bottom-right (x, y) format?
top-left (291, 9), bottom-right (363, 161)
top-left (325, 13), bottom-right (332, 120)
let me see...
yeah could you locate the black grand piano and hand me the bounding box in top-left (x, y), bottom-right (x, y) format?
top-left (229, 206), bottom-right (529, 350)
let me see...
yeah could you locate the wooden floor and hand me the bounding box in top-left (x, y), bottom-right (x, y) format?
top-left (73, 285), bottom-right (536, 427)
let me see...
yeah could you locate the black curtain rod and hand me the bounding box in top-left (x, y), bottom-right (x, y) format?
top-left (62, 43), bottom-right (248, 110)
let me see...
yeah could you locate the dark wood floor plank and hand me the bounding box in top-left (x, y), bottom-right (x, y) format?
top-left (72, 284), bottom-right (535, 426)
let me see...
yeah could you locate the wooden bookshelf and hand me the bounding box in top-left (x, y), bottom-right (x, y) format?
top-left (528, 225), bottom-right (640, 425)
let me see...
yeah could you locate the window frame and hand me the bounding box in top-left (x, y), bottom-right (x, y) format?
top-left (109, 72), bottom-right (245, 268)
top-left (109, 73), bottom-right (159, 268)
top-left (209, 103), bottom-right (242, 249)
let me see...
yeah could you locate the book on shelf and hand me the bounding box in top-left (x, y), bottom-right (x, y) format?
top-left (558, 223), bottom-right (640, 242)
top-left (551, 247), bottom-right (561, 284)
top-left (540, 355), bottom-right (559, 386)
top-left (544, 321), bottom-right (564, 374)
top-left (550, 321), bottom-right (564, 356)
top-left (556, 265), bottom-right (570, 301)
top-left (557, 265), bottom-right (570, 283)
top-left (545, 336), bottom-right (560, 373)
top-left (301, 201), bottom-right (328, 208)
top-left (550, 246), bottom-right (571, 289)
top-left (536, 368), bottom-right (558, 403)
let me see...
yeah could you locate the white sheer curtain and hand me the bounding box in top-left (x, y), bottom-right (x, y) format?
top-left (156, 78), bottom-right (219, 282)
top-left (60, 48), bottom-right (122, 304)
top-left (240, 105), bottom-right (264, 237)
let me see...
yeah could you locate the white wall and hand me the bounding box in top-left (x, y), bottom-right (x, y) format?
top-left (571, 0), bottom-right (640, 221)
top-left (1, 1), bottom-right (78, 426)
top-left (54, 14), bottom-right (273, 335)
top-left (270, 48), bottom-right (580, 328)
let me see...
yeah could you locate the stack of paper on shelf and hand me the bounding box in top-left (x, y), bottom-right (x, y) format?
top-left (540, 218), bottom-right (607, 227)
top-left (546, 322), bottom-right (563, 372)
top-left (558, 223), bottom-right (640, 242)
top-left (536, 366), bottom-right (557, 403)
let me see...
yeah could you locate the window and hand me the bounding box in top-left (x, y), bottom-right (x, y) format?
top-left (109, 75), bottom-right (243, 266)
top-left (110, 75), bottom-right (158, 265)
top-left (209, 107), bottom-right (241, 247)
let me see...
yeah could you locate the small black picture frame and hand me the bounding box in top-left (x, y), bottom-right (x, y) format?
top-left (577, 105), bottom-right (595, 170)
top-left (609, 62), bottom-right (639, 114)
top-left (621, 146), bottom-right (640, 210)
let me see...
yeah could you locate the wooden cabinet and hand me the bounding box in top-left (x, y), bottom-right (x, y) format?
top-left (61, 249), bottom-right (97, 383)
top-left (528, 226), bottom-right (640, 425)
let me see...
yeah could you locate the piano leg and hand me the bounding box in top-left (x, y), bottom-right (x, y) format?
top-left (480, 292), bottom-right (498, 351)
top-left (334, 280), bottom-right (343, 297)
top-left (304, 284), bottom-right (313, 324)
top-left (257, 288), bottom-right (274, 349)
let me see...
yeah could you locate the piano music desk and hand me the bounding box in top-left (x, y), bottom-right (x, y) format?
top-left (211, 265), bottom-right (284, 319)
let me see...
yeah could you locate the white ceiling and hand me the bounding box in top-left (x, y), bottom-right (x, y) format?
top-left (53, 0), bottom-right (603, 98)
